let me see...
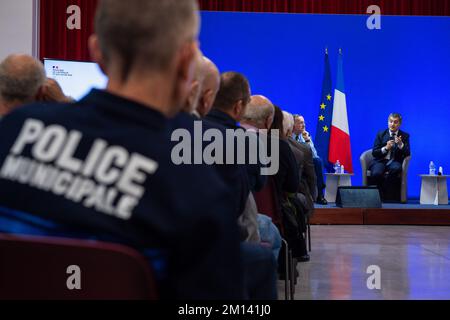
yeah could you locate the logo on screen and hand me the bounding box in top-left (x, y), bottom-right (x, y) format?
top-left (52, 65), bottom-right (73, 78)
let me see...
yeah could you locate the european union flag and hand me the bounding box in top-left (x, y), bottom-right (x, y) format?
top-left (314, 49), bottom-right (334, 173)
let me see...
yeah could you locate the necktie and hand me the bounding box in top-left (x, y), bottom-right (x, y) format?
top-left (387, 133), bottom-right (397, 164)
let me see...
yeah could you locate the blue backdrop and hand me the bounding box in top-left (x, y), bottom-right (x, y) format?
top-left (199, 11), bottom-right (450, 199)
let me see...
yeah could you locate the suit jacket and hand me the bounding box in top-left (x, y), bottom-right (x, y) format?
top-left (372, 129), bottom-right (411, 163)
top-left (206, 109), bottom-right (267, 192)
top-left (271, 138), bottom-right (300, 202)
top-left (287, 138), bottom-right (317, 207)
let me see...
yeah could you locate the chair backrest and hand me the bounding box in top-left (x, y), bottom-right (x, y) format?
top-left (253, 177), bottom-right (283, 233)
top-left (400, 155), bottom-right (412, 203)
top-left (0, 233), bottom-right (158, 300)
top-left (360, 149), bottom-right (374, 185)
top-left (359, 149), bottom-right (411, 203)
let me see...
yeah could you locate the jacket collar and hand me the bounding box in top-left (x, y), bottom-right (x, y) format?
top-left (79, 89), bottom-right (168, 130)
top-left (206, 109), bottom-right (239, 129)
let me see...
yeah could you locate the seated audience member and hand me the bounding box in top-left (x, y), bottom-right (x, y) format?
top-left (271, 106), bottom-right (309, 268)
top-left (0, 54), bottom-right (46, 117)
top-left (206, 72), bottom-right (267, 193)
top-left (0, 0), bottom-right (245, 300)
top-left (177, 56), bottom-right (259, 242)
top-left (270, 107), bottom-right (307, 263)
top-left (174, 68), bottom-right (277, 299)
top-left (293, 114), bottom-right (327, 205)
top-left (0, 54), bottom-right (71, 118)
top-left (284, 111), bottom-right (317, 218)
top-left (241, 95), bottom-right (282, 259)
top-left (240, 95), bottom-right (275, 133)
top-left (369, 113), bottom-right (411, 202)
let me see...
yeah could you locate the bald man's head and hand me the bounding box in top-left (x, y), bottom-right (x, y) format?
top-left (242, 95), bottom-right (275, 130)
top-left (0, 54), bottom-right (46, 115)
top-left (195, 57), bottom-right (220, 118)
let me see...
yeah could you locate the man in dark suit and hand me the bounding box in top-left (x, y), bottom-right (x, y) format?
top-left (369, 113), bottom-right (411, 201)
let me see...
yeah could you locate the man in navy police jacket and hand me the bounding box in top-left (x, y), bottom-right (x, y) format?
top-left (0, 0), bottom-right (244, 300)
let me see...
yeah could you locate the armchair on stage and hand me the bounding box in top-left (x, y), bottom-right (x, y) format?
top-left (360, 149), bottom-right (411, 203)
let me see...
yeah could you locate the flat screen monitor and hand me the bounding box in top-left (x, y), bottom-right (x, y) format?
top-left (44, 59), bottom-right (108, 101)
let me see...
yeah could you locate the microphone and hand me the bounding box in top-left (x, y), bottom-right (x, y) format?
top-left (389, 133), bottom-right (398, 154)
top-left (392, 133), bottom-right (400, 153)
top-left (390, 132), bottom-right (397, 143)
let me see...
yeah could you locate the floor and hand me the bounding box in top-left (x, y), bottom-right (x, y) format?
top-left (278, 225), bottom-right (450, 300)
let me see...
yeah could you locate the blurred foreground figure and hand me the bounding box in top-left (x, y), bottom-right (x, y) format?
top-left (0, 0), bottom-right (244, 300)
top-left (0, 54), bottom-right (71, 117)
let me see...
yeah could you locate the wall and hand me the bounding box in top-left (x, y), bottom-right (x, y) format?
top-left (0, 0), bottom-right (39, 61)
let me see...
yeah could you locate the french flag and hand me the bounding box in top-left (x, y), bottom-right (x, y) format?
top-left (329, 50), bottom-right (353, 173)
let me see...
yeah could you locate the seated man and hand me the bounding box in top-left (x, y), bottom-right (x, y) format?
top-left (369, 113), bottom-right (411, 202)
top-left (284, 111), bottom-right (317, 217)
top-left (0, 54), bottom-right (72, 118)
top-left (293, 115), bottom-right (327, 205)
top-left (0, 0), bottom-right (244, 300)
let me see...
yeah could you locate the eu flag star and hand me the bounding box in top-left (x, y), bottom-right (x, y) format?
top-left (323, 126), bottom-right (329, 133)
top-left (320, 103), bottom-right (326, 110)
top-left (319, 115), bottom-right (325, 121)
top-left (327, 94), bottom-right (332, 101)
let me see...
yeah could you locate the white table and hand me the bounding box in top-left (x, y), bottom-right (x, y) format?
top-left (419, 175), bottom-right (449, 205)
top-left (325, 173), bottom-right (353, 203)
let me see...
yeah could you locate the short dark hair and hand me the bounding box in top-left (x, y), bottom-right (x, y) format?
top-left (270, 105), bottom-right (286, 139)
top-left (389, 113), bottom-right (403, 123)
top-left (213, 72), bottom-right (250, 111)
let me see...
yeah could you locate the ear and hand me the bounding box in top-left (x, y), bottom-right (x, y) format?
top-left (196, 94), bottom-right (207, 117)
top-left (176, 41), bottom-right (199, 86)
top-left (34, 84), bottom-right (46, 102)
top-left (233, 100), bottom-right (245, 121)
top-left (266, 115), bottom-right (274, 130)
top-left (201, 89), bottom-right (215, 114)
top-left (186, 80), bottom-right (200, 112)
top-left (88, 34), bottom-right (107, 75)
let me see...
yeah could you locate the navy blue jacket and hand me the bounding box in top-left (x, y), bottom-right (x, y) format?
top-left (206, 109), bottom-right (267, 192)
top-left (372, 129), bottom-right (411, 163)
top-left (170, 112), bottom-right (249, 221)
top-left (0, 89), bottom-right (244, 299)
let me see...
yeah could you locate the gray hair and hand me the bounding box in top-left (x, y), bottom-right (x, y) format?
top-left (243, 95), bottom-right (274, 127)
top-left (283, 111), bottom-right (295, 136)
top-left (0, 54), bottom-right (46, 104)
top-left (95, 0), bottom-right (200, 80)
top-left (389, 113), bottom-right (403, 124)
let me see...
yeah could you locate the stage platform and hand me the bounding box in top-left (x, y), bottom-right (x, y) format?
top-left (311, 201), bottom-right (450, 226)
